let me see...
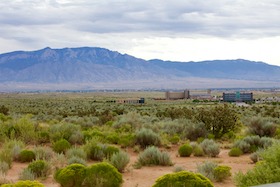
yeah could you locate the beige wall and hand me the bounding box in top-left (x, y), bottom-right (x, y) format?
top-left (169, 92), bottom-right (184, 99)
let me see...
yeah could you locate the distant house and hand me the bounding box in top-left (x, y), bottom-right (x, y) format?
top-left (116, 98), bottom-right (145, 103)
top-left (165, 89), bottom-right (214, 100)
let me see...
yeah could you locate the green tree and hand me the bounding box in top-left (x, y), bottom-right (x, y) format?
top-left (195, 104), bottom-right (239, 138)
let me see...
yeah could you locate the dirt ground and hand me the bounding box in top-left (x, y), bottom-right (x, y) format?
top-left (4, 144), bottom-right (253, 187)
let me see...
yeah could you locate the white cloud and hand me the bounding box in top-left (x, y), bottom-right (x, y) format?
top-left (0, 0), bottom-right (280, 65)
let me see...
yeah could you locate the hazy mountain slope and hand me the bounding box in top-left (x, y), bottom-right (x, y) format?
top-left (0, 47), bottom-right (279, 89)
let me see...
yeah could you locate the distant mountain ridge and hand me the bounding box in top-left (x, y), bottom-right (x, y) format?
top-left (0, 47), bottom-right (279, 91)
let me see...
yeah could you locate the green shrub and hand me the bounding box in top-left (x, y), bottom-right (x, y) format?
top-left (152, 171), bottom-right (214, 187)
top-left (82, 131), bottom-right (92, 142)
top-left (178, 144), bottom-right (193, 157)
top-left (13, 117), bottom-right (36, 143)
top-left (104, 146), bottom-right (119, 159)
top-left (190, 142), bottom-right (199, 150)
top-left (2, 139), bottom-right (25, 150)
top-left (11, 144), bottom-right (22, 161)
top-left (250, 144), bottom-right (258, 152)
top-left (0, 148), bottom-right (13, 168)
top-left (84, 162), bottom-right (123, 187)
top-left (89, 146), bottom-right (104, 161)
top-left (106, 121), bottom-right (115, 126)
top-left (36, 131), bottom-right (50, 143)
top-left (20, 150), bottom-right (35, 162)
top-left (54, 164), bottom-right (86, 187)
top-left (234, 141), bottom-right (280, 186)
top-left (193, 148), bottom-right (205, 157)
top-left (183, 122), bottom-right (208, 141)
top-left (67, 156), bottom-right (87, 167)
top-left (66, 147), bottom-right (87, 160)
top-left (197, 137), bottom-right (204, 144)
top-left (27, 160), bottom-right (51, 178)
top-left (200, 139), bottom-right (220, 157)
top-left (53, 139), bottom-right (71, 154)
top-left (245, 116), bottom-right (277, 137)
top-left (231, 139), bottom-right (251, 153)
top-left (118, 139), bottom-right (130, 148)
top-left (18, 168), bottom-right (35, 181)
top-left (228, 148), bottom-right (243, 157)
top-left (105, 135), bottom-right (120, 144)
top-left (208, 134), bottom-right (215, 140)
top-left (91, 131), bottom-right (105, 138)
top-left (136, 146), bottom-right (172, 168)
top-left (135, 128), bottom-right (161, 147)
top-left (9, 180), bottom-right (44, 187)
top-left (196, 160), bottom-right (217, 181)
top-left (33, 146), bottom-right (54, 161)
top-left (169, 136), bottom-right (180, 144)
top-left (50, 123), bottom-right (83, 144)
top-left (106, 151), bottom-right (130, 173)
top-left (0, 161), bottom-right (9, 174)
top-left (213, 165), bottom-right (231, 181)
top-left (172, 165), bottom-right (186, 173)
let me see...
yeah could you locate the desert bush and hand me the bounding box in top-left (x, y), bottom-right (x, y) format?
top-left (228, 148), bottom-right (243, 157)
top-left (136, 146), bottom-right (172, 168)
top-left (197, 137), bottom-right (204, 144)
top-left (243, 135), bottom-right (261, 146)
top-left (81, 137), bottom-right (101, 159)
top-left (213, 165), bottom-right (231, 182)
top-left (13, 117), bottom-right (36, 143)
top-left (0, 149), bottom-right (13, 168)
top-left (105, 151), bottom-right (130, 173)
top-left (193, 148), bottom-right (205, 157)
top-left (234, 141), bottom-right (280, 186)
top-left (190, 142), bottom-right (199, 150)
top-left (196, 160), bottom-right (217, 181)
top-left (183, 122), bottom-right (208, 141)
top-left (160, 119), bottom-right (186, 135)
top-left (54, 164), bottom-right (86, 187)
top-left (27, 160), bottom-right (51, 178)
top-left (33, 146), bottom-right (54, 161)
top-left (245, 116), bottom-right (277, 137)
top-left (50, 123), bottom-right (83, 144)
top-left (0, 161), bottom-right (9, 175)
top-left (20, 150), bottom-right (35, 162)
top-left (89, 146), bottom-right (104, 161)
top-left (250, 152), bottom-right (262, 163)
top-left (135, 128), bottom-right (161, 147)
top-left (68, 130), bottom-right (84, 145)
top-left (178, 144), bottom-right (193, 157)
top-left (84, 162), bottom-right (123, 187)
top-left (152, 171), bottom-right (214, 187)
top-left (105, 135), bottom-right (120, 144)
top-left (172, 165), bottom-right (186, 173)
top-left (169, 136), bottom-right (180, 144)
top-left (231, 139), bottom-right (251, 153)
top-left (200, 139), bottom-right (220, 157)
top-left (53, 139), bottom-right (72, 154)
top-left (11, 144), bottom-right (22, 161)
top-left (18, 168), bottom-right (35, 181)
top-left (250, 144), bottom-right (258, 152)
top-left (5, 180), bottom-right (44, 187)
top-left (36, 131), bottom-right (50, 143)
top-left (50, 153), bottom-right (66, 171)
top-left (259, 137), bottom-right (274, 148)
top-left (66, 147), bottom-right (87, 160)
top-left (104, 146), bottom-right (119, 159)
top-left (2, 139), bottom-right (25, 150)
top-left (133, 145), bottom-right (141, 153)
top-left (67, 156), bottom-right (87, 167)
top-left (91, 131), bottom-right (106, 138)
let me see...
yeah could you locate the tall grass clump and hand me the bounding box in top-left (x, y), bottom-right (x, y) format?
top-left (105, 150), bottom-right (130, 173)
top-left (135, 146), bottom-right (172, 168)
top-left (196, 160), bottom-right (217, 182)
top-left (200, 139), bottom-right (220, 157)
top-left (135, 128), bottom-right (161, 147)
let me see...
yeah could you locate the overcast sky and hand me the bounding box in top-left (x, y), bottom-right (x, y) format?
top-left (0, 0), bottom-right (280, 65)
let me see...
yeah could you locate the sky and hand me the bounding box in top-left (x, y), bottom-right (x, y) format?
top-left (0, 0), bottom-right (280, 65)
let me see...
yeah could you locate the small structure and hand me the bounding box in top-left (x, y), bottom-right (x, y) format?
top-left (223, 91), bottom-right (253, 102)
top-left (116, 98), bottom-right (145, 103)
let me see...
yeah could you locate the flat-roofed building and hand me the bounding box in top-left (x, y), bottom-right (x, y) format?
top-left (223, 91), bottom-right (253, 102)
top-left (165, 89), bottom-right (213, 100)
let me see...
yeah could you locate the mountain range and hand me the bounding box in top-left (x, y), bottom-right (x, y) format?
top-left (0, 47), bottom-right (279, 91)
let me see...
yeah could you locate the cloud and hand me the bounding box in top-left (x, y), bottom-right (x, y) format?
top-left (0, 0), bottom-right (280, 65)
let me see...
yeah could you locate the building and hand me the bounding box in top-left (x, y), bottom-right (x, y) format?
top-left (165, 89), bottom-right (214, 100)
top-left (116, 98), bottom-right (145, 103)
top-left (223, 91), bottom-right (253, 102)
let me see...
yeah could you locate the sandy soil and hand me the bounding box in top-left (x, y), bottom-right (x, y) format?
top-left (4, 144), bottom-right (253, 187)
